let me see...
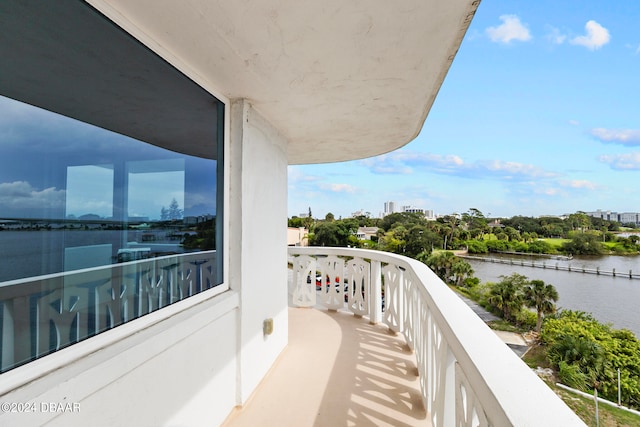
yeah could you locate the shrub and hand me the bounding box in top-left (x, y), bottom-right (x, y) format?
top-left (512, 242), bottom-right (529, 252)
top-left (465, 240), bottom-right (488, 254)
top-left (558, 361), bottom-right (587, 389)
top-left (485, 239), bottom-right (509, 253)
top-left (514, 309), bottom-right (537, 330)
top-left (528, 240), bottom-right (552, 254)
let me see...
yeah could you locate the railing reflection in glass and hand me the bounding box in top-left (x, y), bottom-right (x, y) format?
top-left (0, 252), bottom-right (217, 373)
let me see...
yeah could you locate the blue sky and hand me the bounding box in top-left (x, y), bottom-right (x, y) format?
top-left (288, 1), bottom-right (640, 220)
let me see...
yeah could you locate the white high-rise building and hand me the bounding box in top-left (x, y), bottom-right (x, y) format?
top-left (383, 201), bottom-right (396, 216)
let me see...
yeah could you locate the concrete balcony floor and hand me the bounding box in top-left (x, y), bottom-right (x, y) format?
top-left (223, 307), bottom-right (427, 427)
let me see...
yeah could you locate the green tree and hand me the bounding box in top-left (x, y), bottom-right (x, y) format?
top-left (425, 251), bottom-right (457, 283)
top-left (379, 212), bottom-right (426, 231)
top-left (378, 229), bottom-right (404, 254)
top-left (567, 212), bottom-right (591, 232)
top-left (288, 216), bottom-right (304, 228)
top-left (451, 259), bottom-right (474, 287)
top-left (404, 225), bottom-right (441, 257)
top-left (487, 273), bottom-right (527, 321)
top-left (562, 232), bottom-right (605, 255)
top-left (503, 226), bottom-right (521, 242)
top-left (462, 208), bottom-right (488, 238)
top-left (303, 207), bottom-right (314, 231)
top-left (438, 214), bottom-right (460, 249)
top-left (310, 220), bottom-right (357, 247)
top-left (524, 279), bottom-right (559, 332)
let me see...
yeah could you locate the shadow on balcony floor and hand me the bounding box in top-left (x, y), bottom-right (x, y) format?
top-left (223, 307), bottom-right (427, 427)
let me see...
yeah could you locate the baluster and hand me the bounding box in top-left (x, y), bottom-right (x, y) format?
top-left (382, 264), bottom-right (402, 333)
top-left (455, 363), bottom-right (490, 427)
top-left (317, 255), bottom-right (345, 310)
top-left (369, 260), bottom-right (382, 324)
top-left (345, 257), bottom-right (370, 317)
top-left (291, 255), bottom-right (316, 307)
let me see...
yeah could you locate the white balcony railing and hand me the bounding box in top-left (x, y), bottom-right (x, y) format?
top-left (288, 247), bottom-right (585, 427)
top-left (0, 252), bottom-right (218, 373)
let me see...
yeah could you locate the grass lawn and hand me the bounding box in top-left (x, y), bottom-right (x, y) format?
top-left (540, 238), bottom-right (569, 249)
top-left (549, 382), bottom-right (640, 427)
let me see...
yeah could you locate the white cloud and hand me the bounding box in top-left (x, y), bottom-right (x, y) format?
top-left (568, 120), bottom-right (580, 126)
top-left (359, 155), bottom-right (413, 175)
top-left (360, 151), bottom-right (558, 182)
top-left (546, 27), bottom-right (567, 44)
top-left (570, 20), bottom-right (610, 50)
top-left (288, 166), bottom-right (322, 183)
top-left (486, 15), bottom-right (532, 44)
top-left (318, 183), bottom-right (357, 193)
top-left (360, 152), bottom-right (464, 175)
top-left (0, 181), bottom-right (65, 210)
top-left (591, 128), bottom-right (640, 146)
top-left (559, 179), bottom-right (598, 190)
top-left (533, 186), bottom-right (561, 196)
top-left (599, 152), bottom-right (640, 170)
top-left (483, 160), bottom-right (554, 178)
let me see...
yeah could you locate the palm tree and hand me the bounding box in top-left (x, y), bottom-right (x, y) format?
top-left (524, 279), bottom-right (559, 332)
top-left (487, 273), bottom-right (526, 320)
top-left (425, 251), bottom-right (456, 283)
top-left (451, 259), bottom-right (474, 286)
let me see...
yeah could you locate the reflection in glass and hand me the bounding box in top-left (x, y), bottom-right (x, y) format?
top-left (0, 95), bottom-right (223, 372)
top-left (66, 165), bottom-right (114, 220)
top-left (0, 98), bottom-right (217, 282)
top-left (0, 96), bottom-right (221, 282)
top-left (0, 0), bottom-right (224, 374)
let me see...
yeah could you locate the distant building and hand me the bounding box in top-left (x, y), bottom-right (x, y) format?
top-left (402, 205), bottom-right (424, 215)
top-left (585, 210), bottom-right (640, 226)
top-left (619, 212), bottom-right (640, 225)
top-left (351, 209), bottom-right (368, 217)
top-left (488, 219), bottom-right (504, 229)
top-left (383, 201), bottom-right (396, 216)
top-left (356, 226), bottom-right (379, 240)
top-left (184, 214), bottom-right (215, 225)
top-left (287, 227), bottom-right (308, 246)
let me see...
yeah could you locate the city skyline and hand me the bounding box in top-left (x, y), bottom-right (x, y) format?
top-left (288, 1), bottom-right (640, 220)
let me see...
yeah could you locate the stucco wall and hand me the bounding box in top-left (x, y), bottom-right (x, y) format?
top-left (229, 100), bottom-right (289, 404)
top-left (0, 291), bottom-right (240, 426)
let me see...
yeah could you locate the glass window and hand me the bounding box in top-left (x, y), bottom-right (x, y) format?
top-left (0, 1), bottom-right (224, 372)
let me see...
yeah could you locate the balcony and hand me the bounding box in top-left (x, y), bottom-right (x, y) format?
top-left (226, 247), bottom-right (585, 426)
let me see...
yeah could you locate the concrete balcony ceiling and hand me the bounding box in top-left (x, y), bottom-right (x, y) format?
top-left (93, 0), bottom-right (480, 164)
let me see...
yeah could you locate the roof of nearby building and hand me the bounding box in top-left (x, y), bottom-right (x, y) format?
top-left (358, 227), bottom-right (379, 234)
top-left (93, 0), bottom-right (480, 164)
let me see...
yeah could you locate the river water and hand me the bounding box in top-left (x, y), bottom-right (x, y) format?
top-left (0, 229), bottom-right (184, 283)
top-left (465, 254), bottom-right (640, 337)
